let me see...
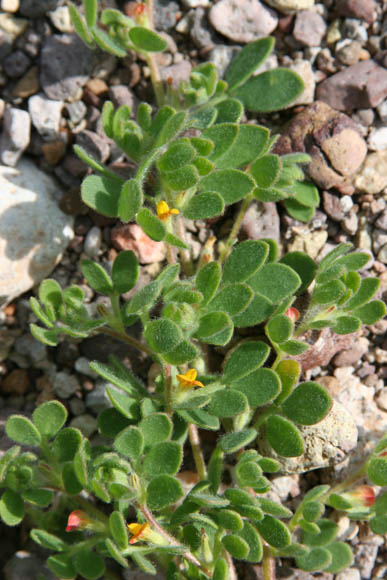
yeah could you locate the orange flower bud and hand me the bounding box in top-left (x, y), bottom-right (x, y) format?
top-left (343, 485), bottom-right (375, 508)
top-left (65, 510), bottom-right (91, 532)
top-left (285, 307), bottom-right (300, 322)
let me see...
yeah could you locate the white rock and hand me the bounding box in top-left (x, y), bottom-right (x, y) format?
top-left (209, 0), bottom-right (278, 43)
top-left (339, 195), bottom-right (354, 213)
top-left (0, 159), bottom-right (73, 306)
top-left (28, 93), bottom-right (63, 139)
top-left (263, 0), bottom-right (314, 14)
top-left (83, 225), bottom-right (102, 258)
top-left (0, 107), bottom-right (30, 167)
top-left (48, 6), bottom-right (74, 33)
top-left (336, 569), bottom-right (361, 580)
top-left (353, 151), bottom-right (387, 194)
top-left (285, 60), bottom-right (315, 106)
top-left (368, 126), bottom-right (387, 151)
top-left (1, 0), bottom-right (20, 13)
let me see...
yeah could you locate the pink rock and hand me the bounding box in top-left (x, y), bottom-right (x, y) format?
top-left (111, 223), bottom-right (166, 264)
top-left (293, 10), bottom-right (327, 47)
top-left (336, 0), bottom-right (377, 24)
top-left (209, 0), bottom-right (278, 43)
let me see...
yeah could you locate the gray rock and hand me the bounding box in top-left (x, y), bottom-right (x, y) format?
top-left (285, 59), bottom-right (315, 106)
top-left (160, 60), bottom-right (192, 89)
top-left (316, 60), bottom-right (387, 112)
top-left (74, 356), bottom-right (98, 378)
top-left (0, 29), bottom-right (12, 60)
top-left (85, 380), bottom-right (115, 413)
top-left (70, 413), bottom-right (98, 437)
top-left (293, 10), bottom-right (327, 47)
top-left (191, 7), bottom-right (217, 49)
top-left (0, 107), bottom-right (30, 167)
top-left (76, 130), bottom-right (110, 163)
top-left (342, 18), bottom-right (368, 44)
top-left (378, 243), bottom-right (387, 264)
top-left (53, 371), bottom-right (80, 399)
top-left (108, 85), bottom-right (138, 111)
top-left (263, 0), bottom-right (314, 13)
top-left (66, 100), bottom-right (87, 126)
top-left (368, 126), bottom-right (387, 151)
top-left (28, 93), bottom-right (63, 139)
top-left (0, 159), bottom-right (73, 305)
top-left (336, 39), bottom-right (363, 66)
top-left (153, 0), bottom-right (179, 31)
top-left (3, 49), bottom-right (30, 78)
top-left (209, 0), bottom-right (278, 43)
top-left (20, 0), bottom-right (58, 17)
top-left (376, 99), bottom-right (387, 123)
top-left (83, 225), bottom-right (102, 258)
top-left (341, 211), bottom-right (358, 236)
top-left (14, 333), bottom-right (47, 366)
top-left (375, 210), bottom-right (387, 231)
top-left (4, 550), bottom-right (57, 580)
top-left (208, 45), bottom-right (240, 78)
top-left (241, 201), bottom-right (280, 242)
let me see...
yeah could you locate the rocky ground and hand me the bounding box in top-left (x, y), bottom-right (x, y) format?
top-left (0, 0), bottom-right (386, 578)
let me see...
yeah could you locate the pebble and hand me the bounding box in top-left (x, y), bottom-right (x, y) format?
top-left (153, 0), bottom-right (180, 31)
top-left (53, 371), bottom-right (79, 399)
top-left (160, 60), bottom-right (192, 89)
top-left (3, 50), bottom-right (31, 78)
top-left (190, 7), bottom-right (217, 50)
top-left (316, 60), bottom-right (387, 112)
top-left (0, 107), bottom-right (31, 166)
top-left (341, 211), bottom-right (358, 235)
top-left (69, 414), bottom-right (98, 437)
top-left (285, 59), bottom-right (315, 106)
top-left (111, 223), bottom-right (167, 264)
top-left (241, 201), bottom-right (280, 242)
top-left (85, 380), bottom-right (114, 414)
top-left (19, 0), bottom-right (58, 17)
top-left (263, 0), bottom-right (314, 13)
top-left (323, 191), bottom-right (345, 221)
top-left (48, 5), bottom-right (74, 33)
top-left (1, 369), bottom-right (29, 395)
top-left (368, 127), bottom-right (387, 151)
top-left (0, 13), bottom-right (28, 41)
top-left (12, 65), bottom-right (40, 98)
top-left (4, 550), bottom-right (56, 580)
top-left (336, 0), bottom-right (377, 24)
top-left (74, 356), bottom-right (98, 378)
top-left (292, 10), bottom-right (327, 47)
top-left (209, 0), bottom-right (278, 43)
top-left (375, 210), bottom-right (387, 231)
top-left (336, 569), bottom-right (361, 580)
top-left (1, 0), bottom-right (20, 12)
top-left (108, 85), bottom-right (138, 112)
top-left (376, 99), bottom-right (387, 123)
top-left (14, 334), bottom-right (46, 366)
top-left (76, 130), bottom-right (110, 163)
top-left (335, 40), bottom-right (363, 66)
top-left (65, 100), bottom-right (87, 127)
top-left (0, 159), bottom-right (73, 305)
top-left (333, 336), bottom-right (369, 367)
top-left (353, 151), bottom-right (387, 194)
top-left (83, 226), bottom-right (102, 258)
top-left (342, 18), bottom-right (368, 44)
top-left (69, 396), bottom-right (85, 416)
top-left (28, 93), bottom-right (63, 139)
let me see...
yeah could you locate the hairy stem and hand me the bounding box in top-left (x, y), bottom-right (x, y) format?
top-left (177, 216), bottom-right (194, 276)
top-left (100, 326), bottom-right (152, 355)
top-left (263, 544), bottom-right (276, 580)
top-left (164, 364), bottom-right (173, 415)
top-left (145, 0), bottom-right (164, 106)
top-left (188, 423), bottom-right (207, 480)
top-left (218, 193), bottom-right (253, 264)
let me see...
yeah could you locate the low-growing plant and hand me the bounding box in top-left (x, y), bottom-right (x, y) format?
top-left (1, 2), bottom-right (386, 579)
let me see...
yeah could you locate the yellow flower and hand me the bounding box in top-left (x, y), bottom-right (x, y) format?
top-left (157, 201), bottom-right (179, 220)
top-left (177, 369), bottom-right (204, 389)
top-left (128, 522), bottom-right (150, 544)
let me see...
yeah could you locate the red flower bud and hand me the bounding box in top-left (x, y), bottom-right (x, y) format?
top-left (65, 510), bottom-right (91, 532)
top-left (342, 485), bottom-right (375, 508)
top-left (285, 307), bottom-right (300, 322)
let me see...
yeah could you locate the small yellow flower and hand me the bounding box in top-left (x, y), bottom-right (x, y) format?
top-left (177, 369), bottom-right (204, 389)
top-left (128, 522), bottom-right (150, 544)
top-left (157, 201), bottom-right (179, 221)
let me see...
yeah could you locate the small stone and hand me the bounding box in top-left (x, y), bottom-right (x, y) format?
top-left (86, 77), bottom-right (108, 96)
top-left (14, 334), bottom-right (47, 366)
top-left (0, 107), bottom-right (31, 166)
top-left (336, 40), bottom-right (362, 66)
top-left (323, 191), bottom-right (345, 221)
top-left (48, 5), bottom-right (74, 33)
top-left (339, 195), bottom-right (353, 213)
top-left (342, 18), bottom-right (368, 44)
top-left (241, 201), bottom-right (280, 242)
top-left (341, 211), bottom-right (358, 235)
top-left (53, 371), bottom-right (80, 399)
top-left (160, 60), bottom-right (192, 89)
top-left (85, 381), bottom-right (113, 413)
top-left (190, 7), bottom-right (217, 49)
top-left (376, 100), bottom-right (387, 123)
top-left (19, 0), bottom-right (58, 17)
top-left (28, 93), bottom-right (63, 139)
top-left (108, 85), bottom-right (138, 112)
top-left (353, 151), bottom-right (387, 194)
top-left (74, 356), bottom-right (98, 378)
top-left (66, 101), bottom-right (87, 126)
top-left (1, 0), bottom-right (20, 12)
top-left (337, 0), bottom-right (377, 24)
top-left (0, 13), bottom-right (28, 40)
top-left (42, 140), bottom-right (66, 165)
top-left (316, 60), bottom-right (387, 112)
top-left (376, 389), bottom-right (387, 411)
top-left (111, 223), bottom-right (167, 264)
top-left (76, 130), bottom-right (110, 163)
top-left (293, 10), bottom-right (326, 47)
top-left (12, 65), bottom-right (40, 98)
top-left (378, 243), bottom-right (387, 264)
top-left (69, 414), bottom-right (97, 437)
top-left (209, 0), bottom-right (278, 43)
top-left (352, 108), bottom-right (374, 127)
top-left (1, 369), bottom-right (29, 395)
top-left (375, 210), bottom-right (387, 231)
top-left (288, 230), bottom-right (328, 259)
top-left (264, 0), bottom-right (314, 13)
top-left (336, 569), bottom-right (361, 580)
top-left (368, 127), bottom-right (387, 151)
top-left (153, 0), bottom-right (179, 31)
top-left (285, 59), bottom-right (315, 106)
top-left (3, 49), bottom-right (31, 78)
top-left (333, 336), bottom-right (369, 367)
top-left (83, 226), bottom-right (102, 258)
top-left (4, 550), bottom-right (56, 580)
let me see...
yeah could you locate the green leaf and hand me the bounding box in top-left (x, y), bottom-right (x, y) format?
top-left (30, 297), bottom-right (54, 328)
top-left (39, 279), bottom-right (62, 319)
top-left (156, 111), bottom-right (187, 146)
top-left (118, 179), bottom-right (143, 222)
top-left (216, 124), bottom-right (270, 170)
top-left (112, 251), bottom-right (139, 295)
top-left (147, 474), bottom-right (184, 510)
top-left (288, 180), bottom-right (320, 208)
top-left (266, 314), bottom-right (293, 344)
top-left (157, 264), bottom-right (180, 289)
top-left (353, 300), bottom-right (386, 325)
top-left (144, 441), bottom-right (182, 476)
top-left (194, 311), bottom-right (233, 346)
top-left (184, 191), bottom-right (224, 220)
top-left (114, 426), bottom-right (143, 461)
top-left (248, 263), bottom-right (301, 304)
top-left (253, 186), bottom-right (286, 203)
top-left (30, 529), bottom-right (65, 551)
top-left (52, 427), bottom-right (82, 461)
top-left (302, 518), bottom-right (339, 547)
top-left (196, 262), bottom-right (222, 306)
top-left (333, 316), bottom-right (361, 335)
top-left (47, 554), bottom-right (76, 579)
top-left (284, 198), bottom-right (315, 222)
top-left (109, 511), bottom-right (128, 550)
top-left (232, 294), bottom-right (275, 327)
top-left (370, 515), bottom-right (387, 535)
top-left (226, 37), bottom-right (274, 90)
top-left (32, 401), bottom-right (67, 438)
top-left (203, 123), bottom-right (239, 161)
top-left (215, 98), bottom-right (243, 124)
top-left (30, 324), bottom-right (58, 347)
top-left (136, 208), bottom-right (166, 241)
top-left (231, 368), bottom-right (281, 407)
top-left (302, 501), bottom-right (325, 522)
top-left (319, 243), bottom-right (353, 271)
top-left (312, 280), bottom-right (346, 305)
top-left (6, 416), bottom-right (41, 446)
top-left (222, 534), bottom-right (250, 559)
top-left (81, 259), bottom-right (113, 295)
top-left (282, 382), bottom-right (332, 426)
top-left (62, 463), bottom-right (83, 494)
top-left (164, 164), bottom-right (199, 191)
top-left (299, 519), bottom-right (320, 534)
top-left (258, 498), bottom-right (292, 519)
top-left (223, 340), bottom-right (270, 383)
top-left (163, 340), bottom-right (198, 365)
top-left (374, 492), bottom-right (387, 516)
top-left (73, 439), bottom-right (90, 487)
top-left (214, 509), bottom-right (243, 532)
top-left (208, 390), bottom-right (248, 418)
top-left (238, 521), bottom-right (263, 563)
top-left (368, 457), bottom-right (387, 486)
top-left (129, 26), bottom-right (167, 52)
top-left (199, 169), bottom-right (255, 205)
top-left (0, 490), bottom-right (24, 526)
top-left (223, 240), bottom-right (268, 284)
top-left (125, 280), bottom-right (160, 314)
top-left (139, 413), bottom-right (172, 447)
top-left (266, 415), bottom-right (304, 457)
top-left (219, 429), bottom-right (257, 454)
top-left (209, 283), bottom-right (253, 317)
top-left (101, 100), bottom-right (114, 139)
top-left (105, 538), bottom-right (129, 568)
top-left (213, 558), bottom-right (229, 580)
top-left (296, 548), bottom-right (332, 572)
top-left (90, 357), bottom-right (147, 397)
top-left (250, 154), bottom-right (282, 188)
top-left (335, 252), bottom-right (370, 271)
top-left (193, 157), bottom-right (214, 177)
top-left (131, 553), bottom-right (157, 575)
top-left (158, 140), bottom-right (196, 173)
top-left (279, 252), bottom-right (317, 294)
top-left (145, 319), bottom-right (182, 353)
top-left (208, 446), bottom-right (224, 494)
top-left (74, 550), bottom-right (105, 580)
top-left (344, 277), bottom-right (380, 310)
top-left (236, 461), bottom-right (262, 487)
top-left (325, 542), bottom-right (353, 573)
top-left (84, 0), bottom-right (97, 27)
top-left (256, 515), bottom-right (291, 549)
top-left (107, 388), bottom-right (139, 421)
top-left (233, 68), bottom-right (304, 112)
top-left (91, 27), bottom-right (127, 57)
top-left (178, 409), bottom-right (220, 430)
top-left (279, 339), bottom-right (308, 355)
top-left (68, 4), bottom-right (93, 46)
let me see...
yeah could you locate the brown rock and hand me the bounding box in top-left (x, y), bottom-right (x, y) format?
top-left (274, 101), bottom-right (367, 189)
top-left (42, 140), bottom-right (66, 165)
top-left (336, 0), bottom-right (377, 24)
top-left (85, 77), bottom-right (108, 96)
top-left (11, 65), bottom-right (40, 98)
top-left (1, 369), bottom-right (29, 395)
top-left (316, 60), bottom-right (387, 112)
top-left (111, 223), bottom-right (167, 264)
top-left (333, 336), bottom-right (369, 367)
top-left (322, 191), bottom-right (345, 221)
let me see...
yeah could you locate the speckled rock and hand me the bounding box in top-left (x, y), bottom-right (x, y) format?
top-left (263, 0), bottom-right (314, 14)
top-left (209, 0), bottom-right (278, 43)
top-left (353, 151), bottom-right (387, 194)
top-left (257, 400), bottom-right (358, 474)
top-left (0, 159), bottom-right (73, 306)
top-left (274, 101), bottom-right (367, 190)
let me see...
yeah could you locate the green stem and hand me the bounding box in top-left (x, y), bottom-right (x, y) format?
top-left (253, 406), bottom-right (278, 431)
top-left (263, 544), bottom-right (276, 580)
top-left (100, 326), bottom-right (152, 355)
top-left (177, 216), bottom-right (194, 276)
top-left (109, 293), bottom-right (125, 333)
top-left (188, 423), bottom-right (207, 480)
top-left (218, 193), bottom-right (253, 264)
top-left (320, 461), bottom-right (370, 501)
top-left (145, 0), bottom-right (164, 106)
top-left (164, 364), bottom-right (173, 415)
